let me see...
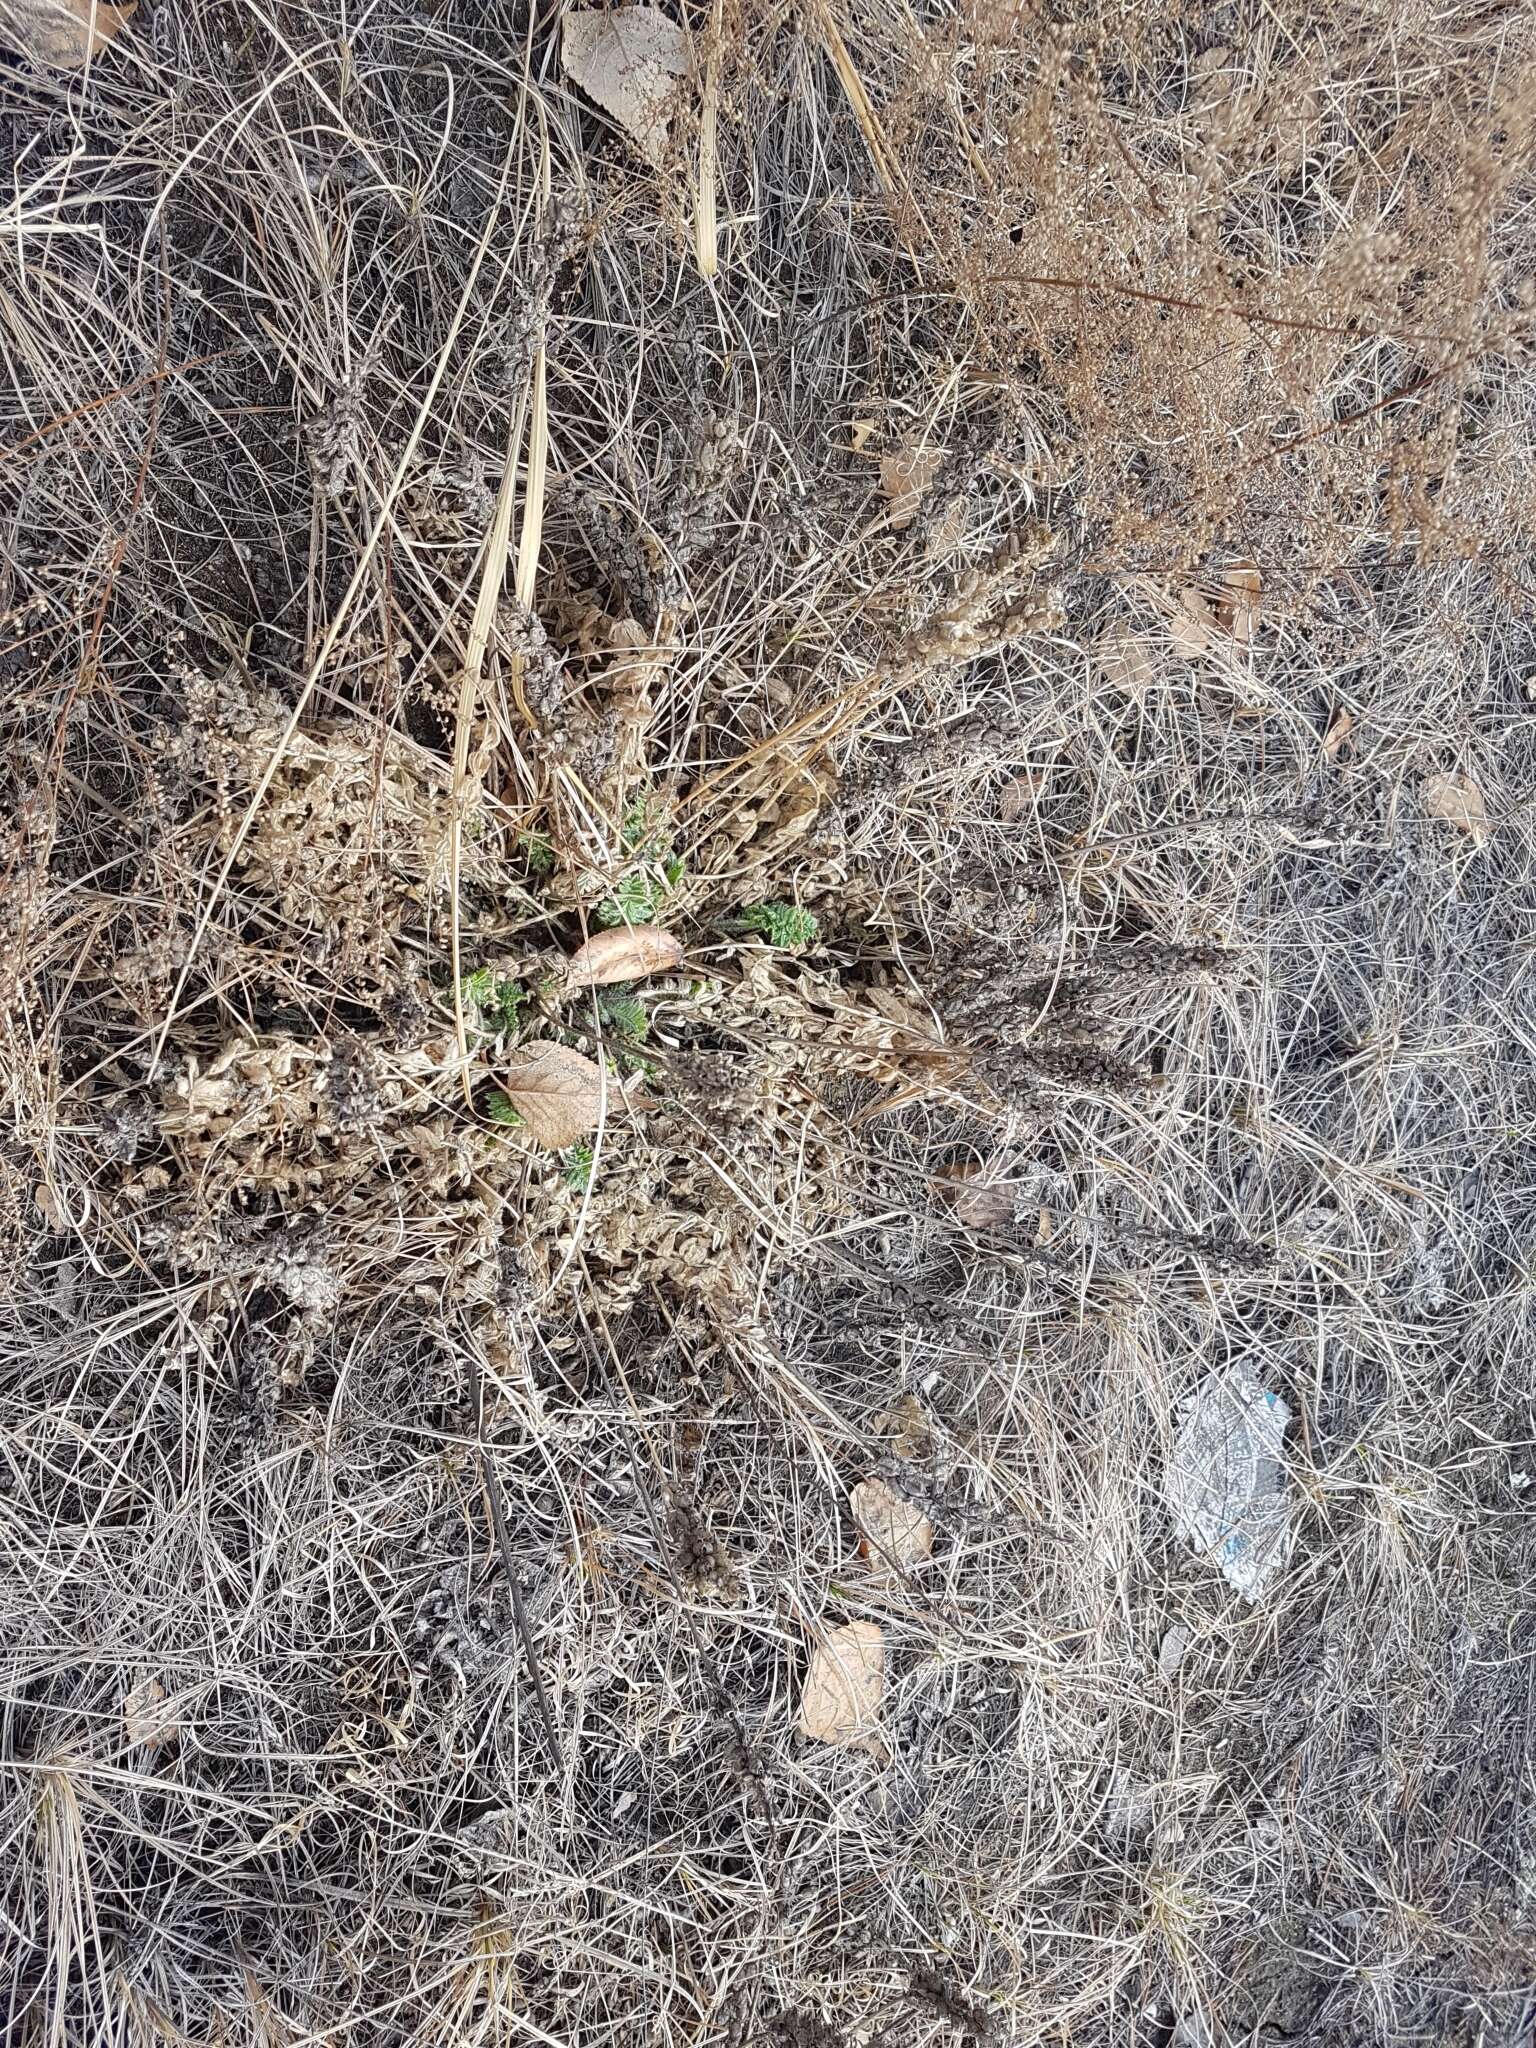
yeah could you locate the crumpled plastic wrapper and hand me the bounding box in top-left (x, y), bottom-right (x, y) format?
top-left (1167, 1368), bottom-right (1292, 1599)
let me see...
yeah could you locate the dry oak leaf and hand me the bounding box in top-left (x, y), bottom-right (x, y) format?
top-left (880, 446), bottom-right (942, 530)
top-left (1422, 769), bottom-right (1489, 846)
top-left (564, 924), bottom-right (682, 989)
top-left (562, 6), bottom-right (689, 170)
top-left (797, 1619), bottom-right (885, 1751)
top-left (5, 0), bottom-right (134, 65)
top-left (851, 1478), bottom-right (933, 1573)
top-left (501, 1040), bottom-right (609, 1148)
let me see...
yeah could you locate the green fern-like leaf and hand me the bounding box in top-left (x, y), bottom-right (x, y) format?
top-left (598, 990), bottom-right (649, 1040)
top-left (741, 900), bottom-right (819, 948)
top-left (561, 1142), bottom-right (595, 1191)
top-left (596, 869), bottom-right (662, 928)
top-left (518, 830), bottom-right (554, 876)
top-left (460, 969), bottom-right (526, 1033)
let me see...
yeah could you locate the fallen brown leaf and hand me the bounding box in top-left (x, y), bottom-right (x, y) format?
top-left (998, 771), bottom-right (1046, 822)
top-left (9, 0), bottom-right (135, 66)
top-left (1322, 707), bottom-right (1355, 760)
top-left (565, 924), bottom-right (682, 989)
top-left (851, 1478), bottom-right (933, 1574)
top-left (932, 1159), bottom-right (1014, 1229)
top-left (1168, 585), bottom-right (1220, 658)
top-left (880, 446), bottom-right (942, 530)
top-left (876, 1392), bottom-right (931, 1462)
top-left (864, 985), bottom-right (934, 1037)
top-left (123, 1675), bottom-right (174, 1748)
top-left (562, 5), bottom-right (689, 169)
top-left (797, 1620), bottom-right (885, 1751)
top-left (1094, 620), bottom-right (1160, 695)
top-left (1422, 769), bottom-right (1490, 847)
top-left (1214, 561), bottom-right (1261, 645)
top-left (501, 1041), bottom-right (609, 1148)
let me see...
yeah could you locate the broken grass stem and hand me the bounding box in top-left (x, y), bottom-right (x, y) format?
top-left (466, 1346), bottom-right (563, 1767)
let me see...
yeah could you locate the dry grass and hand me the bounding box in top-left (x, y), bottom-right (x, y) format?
top-left (3, 1), bottom-right (1536, 2044)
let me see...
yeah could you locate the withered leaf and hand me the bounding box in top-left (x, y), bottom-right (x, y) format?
top-left (500, 1041), bottom-right (608, 1148)
top-left (932, 1159), bottom-right (1014, 1229)
top-left (1095, 619), bottom-right (1160, 694)
top-left (1422, 769), bottom-right (1489, 846)
top-left (123, 1675), bottom-right (174, 1748)
top-left (562, 6), bottom-right (689, 170)
top-left (851, 1478), bottom-right (933, 1573)
top-left (9, 0), bottom-right (135, 66)
top-left (877, 1391), bottom-right (932, 1462)
top-left (564, 924), bottom-right (682, 989)
top-left (998, 771), bottom-right (1047, 822)
top-left (1214, 561), bottom-right (1261, 644)
top-left (797, 1620), bottom-right (885, 1750)
top-left (1322, 706), bottom-right (1354, 760)
top-left (880, 446), bottom-right (942, 530)
top-left (1168, 585), bottom-right (1220, 658)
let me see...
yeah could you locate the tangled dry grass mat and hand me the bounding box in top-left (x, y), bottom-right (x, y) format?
top-left (2, 1), bottom-right (1536, 2043)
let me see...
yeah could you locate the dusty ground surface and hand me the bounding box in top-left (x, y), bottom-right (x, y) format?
top-left (3, 2), bottom-right (1536, 2044)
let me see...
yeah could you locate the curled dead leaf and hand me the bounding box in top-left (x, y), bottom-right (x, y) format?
top-left (1214, 561), bottom-right (1261, 645)
top-left (1163, 565), bottom-right (1259, 658)
top-left (1422, 769), bottom-right (1489, 847)
top-left (850, 417), bottom-right (878, 453)
top-left (864, 984), bottom-right (934, 1037)
top-left (851, 1478), bottom-right (933, 1574)
top-left (797, 1620), bottom-right (885, 1751)
top-left (880, 446), bottom-right (942, 530)
top-left (565, 924), bottom-right (682, 989)
top-left (123, 1675), bottom-right (174, 1748)
top-left (876, 1392), bottom-right (932, 1462)
top-left (562, 5), bottom-right (689, 170)
top-left (932, 1159), bottom-right (1014, 1229)
top-left (500, 1041), bottom-right (609, 1148)
top-left (1168, 585), bottom-right (1220, 658)
top-left (998, 771), bottom-right (1046, 822)
top-left (8, 0), bottom-right (135, 66)
top-left (1322, 707), bottom-right (1355, 760)
top-left (1094, 619), bottom-right (1160, 695)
